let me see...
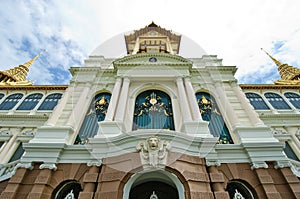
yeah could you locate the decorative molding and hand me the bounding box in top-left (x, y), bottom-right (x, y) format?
top-left (0, 130), bottom-right (11, 136)
top-left (272, 129), bottom-right (288, 135)
top-left (206, 160), bottom-right (221, 167)
top-left (251, 162), bottom-right (268, 170)
top-left (274, 161), bottom-right (291, 169)
top-left (136, 136), bottom-right (170, 168)
top-left (39, 163), bottom-right (57, 171)
top-left (16, 162), bottom-right (34, 170)
top-left (87, 160), bottom-right (102, 167)
top-left (18, 130), bottom-right (35, 137)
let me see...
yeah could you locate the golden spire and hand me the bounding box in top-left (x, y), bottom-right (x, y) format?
top-left (261, 48), bottom-right (282, 67)
top-left (0, 52), bottom-right (41, 86)
top-left (261, 48), bottom-right (300, 84)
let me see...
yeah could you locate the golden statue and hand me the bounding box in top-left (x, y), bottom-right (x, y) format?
top-left (0, 53), bottom-right (41, 86)
top-left (261, 48), bottom-right (300, 85)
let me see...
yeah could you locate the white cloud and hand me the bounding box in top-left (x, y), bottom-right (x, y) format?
top-left (0, 0), bottom-right (300, 85)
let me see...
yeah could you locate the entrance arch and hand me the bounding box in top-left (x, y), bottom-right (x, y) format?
top-left (123, 170), bottom-right (184, 199)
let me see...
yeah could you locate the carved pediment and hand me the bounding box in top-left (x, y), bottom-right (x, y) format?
top-left (113, 53), bottom-right (192, 68)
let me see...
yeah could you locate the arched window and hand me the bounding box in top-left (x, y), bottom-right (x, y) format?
top-left (0, 93), bottom-right (23, 110)
top-left (245, 93), bottom-right (269, 110)
top-left (9, 143), bottom-right (25, 163)
top-left (132, 90), bottom-right (174, 131)
top-left (0, 93), bottom-right (4, 100)
top-left (76, 93), bottom-right (111, 144)
top-left (284, 92), bottom-right (300, 109)
top-left (51, 180), bottom-right (82, 199)
top-left (264, 92), bottom-right (291, 110)
top-left (17, 93), bottom-right (43, 110)
top-left (226, 180), bottom-right (257, 199)
top-left (196, 92), bottom-right (233, 144)
top-left (38, 93), bottom-right (62, 110)
top-left (284, 141), bottom-right (299, 161)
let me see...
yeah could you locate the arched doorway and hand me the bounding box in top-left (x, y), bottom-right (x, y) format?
top-left (123, 170), bottom-right (184, 199)
top-left (130, 181), bottom-right (178, 199)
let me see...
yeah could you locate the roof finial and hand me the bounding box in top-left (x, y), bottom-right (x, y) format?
top-left (0, 51), bottom-right (43, 86)
top-left (261, 48), bottom-right (282, 67)
top-left (21, 51), bottom-right (43, 69)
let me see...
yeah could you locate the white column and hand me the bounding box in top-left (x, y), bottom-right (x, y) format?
top-left (184, 77), bottom-right (202, 121)
top-left (66, 83), bottom-right (91, 128)
top-left (214, 81), bottom-right (240, 127)
top-left (105, 77), bottom-right (122, 121)
top-left (114, 77), bottom-right (130, 122)
top-left (176, 77), bottom-right (193, 122)
top-left (45, 87), bottom-right (73, 126)
top-left (230, 81), bottom-right (264, 126)
top-left (0, 134), bottom-right (17, 163)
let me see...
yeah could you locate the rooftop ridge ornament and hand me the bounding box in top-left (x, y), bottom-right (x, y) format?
top-left (261, 48), bottom-right (300, 85)
top-left (0, 52), bottom-right (42, 86)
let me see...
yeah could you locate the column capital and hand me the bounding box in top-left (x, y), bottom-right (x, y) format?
top-left (184, 76), bottom-right (192, 82)
top-left (176, 76), bottom-right (183, 82)
top-left (123, 76), bottom-right (130, 83)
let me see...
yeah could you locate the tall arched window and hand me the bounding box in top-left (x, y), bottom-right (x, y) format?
top-left (38, 93), bottom-right (62, 110)
top-left (76, 93), bottom-right (111, 144)
top-left (0, 93), bottom-right (23, 110)
top-left (284, 92), bottom-right (300, 109)
top-left (133, 90), bottom-right (174, 131)
top-left (245, 93), bottom-right (269, 110)
top-left (17, 93), bottom-right (43, 110)
top-left (264, 92), bottom-right (291, 110)
top-left (196, 92), bottom-right (233, 144)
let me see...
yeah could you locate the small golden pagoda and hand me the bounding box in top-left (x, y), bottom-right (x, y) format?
top-left (262, 48), bottom-right (300, 85)
top-left (0, 53), bottom-right (40, 86)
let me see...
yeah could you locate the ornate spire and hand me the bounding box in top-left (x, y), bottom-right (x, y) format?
top-left (0, 53), bottom-right (41, 86)
top-left (261, 48), bottom-right (282, 66)
top-left (261, 48), bottom-right (300, 84)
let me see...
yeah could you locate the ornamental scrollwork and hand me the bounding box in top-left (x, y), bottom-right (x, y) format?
top-left (87, 95), bottom-right (110, 122)
top-left (134, 92), bottom-right (172, 118)
top-left (197, 95), bottom-right (220, 116)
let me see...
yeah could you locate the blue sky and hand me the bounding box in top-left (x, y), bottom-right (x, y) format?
top-left (0, 0), bottom-right (300, 85)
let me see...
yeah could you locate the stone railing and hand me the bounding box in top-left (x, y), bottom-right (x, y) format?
top-left (0, 160), bottom-right (20, 182)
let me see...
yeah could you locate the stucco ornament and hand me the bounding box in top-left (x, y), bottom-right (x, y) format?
top-left (136, 136), bottom-right (170, 168)
top-left (64, 189), bottom-right (75, 199)
top-left (233, 189), bottom-right (245, 199)
top-left (150, 191), bottom-right (158, 199)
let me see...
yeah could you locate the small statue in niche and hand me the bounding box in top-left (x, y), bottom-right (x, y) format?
top-left (136, 136), bottom-right (170, 168)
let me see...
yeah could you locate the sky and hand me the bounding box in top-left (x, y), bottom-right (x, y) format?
top-left (0, 0), bottom-right (300, 85)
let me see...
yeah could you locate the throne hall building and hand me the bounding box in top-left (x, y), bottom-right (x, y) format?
top-left (0, 22), bottom-right (299, 199)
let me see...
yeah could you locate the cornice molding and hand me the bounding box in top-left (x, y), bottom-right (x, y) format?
top-left (0, 85), bottom-right (68, 90)
top-left (240, 84), bottom-right (300, 90)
